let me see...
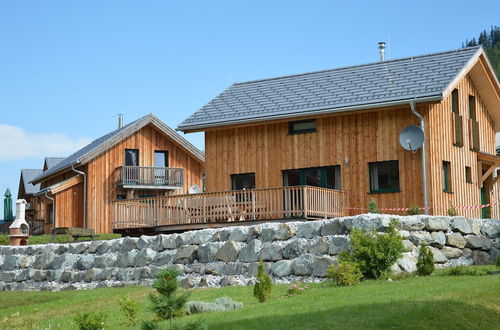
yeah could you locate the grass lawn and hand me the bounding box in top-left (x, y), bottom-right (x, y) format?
top-left (0, 266), bottom-right (499, 329)
top-left (0, 233), bottom-right (121, 245)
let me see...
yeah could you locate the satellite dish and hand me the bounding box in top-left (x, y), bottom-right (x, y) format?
top-left (188, 185), bottom-right (200, 194)
top-left (399, 125), bottom-right (424, 152)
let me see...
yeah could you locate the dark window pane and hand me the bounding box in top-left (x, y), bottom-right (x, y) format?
top-left (304, 168), bottom-right (321, 186)
top-left (283, 170), bottom-right (301, 186)
top-left (369, 161), bottom-right (399, 192)
top-left (231, 173), bottom-right (255, 190)
top-left (325, 166), bottom-right (341, 190)
top-left (125, 149), bottom-right (139, 166)
top-left (289, 119), bottom-right (316, 134)
top-left (154, 151), bottom-right (168, 167)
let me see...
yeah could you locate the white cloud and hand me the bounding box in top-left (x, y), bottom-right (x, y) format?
top-left (0, 124), bottom-right (92, 162)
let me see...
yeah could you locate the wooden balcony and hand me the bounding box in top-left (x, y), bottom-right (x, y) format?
top-left (112, 186), bottom-right (347, 231)
top-left (116, 166), bottom-right (184, 189)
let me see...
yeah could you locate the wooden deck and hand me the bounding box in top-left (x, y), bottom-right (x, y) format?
top-left (112, 186), bottom-right (347, 230)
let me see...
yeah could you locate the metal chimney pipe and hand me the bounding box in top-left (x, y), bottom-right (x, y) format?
top-left (378, 42), bottom-right (386, 61)
top-left (117, 114), bottom-right (123, 129)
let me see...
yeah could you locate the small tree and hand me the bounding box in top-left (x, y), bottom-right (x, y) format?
top-left (253, 260), bottom-right (272, 303)
top-left (368, 198), bottom-right (379, 214)
top-left (447, 206), bottom-right (458, 217)
top-left (416, 245), bottom-right (435, 276)
top-left (407, 204), bottom-right (421, 215)
top-left (148, 268), bottom-right (189, 328)
top-left (327, 261), bottom-right (363, 286)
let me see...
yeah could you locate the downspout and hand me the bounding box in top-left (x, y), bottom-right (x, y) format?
top-left (71, 162), bottom-right (87, 229)
top-left (410, 101), bottom-right (429, 215)
top-left (44, 191), bottom-right (55, 227)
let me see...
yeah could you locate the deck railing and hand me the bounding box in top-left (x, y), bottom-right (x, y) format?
top-left (112, 186), bottom-right (347, 229)
top-left (116, 166), bottom-right (184, 188)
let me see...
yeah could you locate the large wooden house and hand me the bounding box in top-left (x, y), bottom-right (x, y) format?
top-left (31, 114), bottom-right (205, 234)
top-left (176, 46), bottom-right (500, 220)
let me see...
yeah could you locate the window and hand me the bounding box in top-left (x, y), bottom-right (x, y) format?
top-left (369, 161), bottom-right (400, 193)
top-left (468, 95), bottom-right (476, 120)
top-left (289, 119), bottom-right (316, 134)
top-left (231, 173), bottom-right (255, 190)
top-left (451, 89), bottom-right (463, 147)
top-left (451, 89), bottom-right (459, 113)
top-left (465, 166), bottom-right (472, 184)
top-left (283, 166), bottom-right (341, 190)
top-left (443, 161), bottom-right (452, 193)
top-left (468, 95), bottom-right (480, 152)
top-left (154, 150), bottom-right (168, 167)
top-left (117, 194), bottom-right (126, 200)
top-left (125, 149), bottom-right (139, 166)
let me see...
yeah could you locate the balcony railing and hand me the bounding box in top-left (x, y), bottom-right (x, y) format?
top-left (112, 185), bottom-right (347, 229)
top-left (116, 166), bottom-right (184, 189)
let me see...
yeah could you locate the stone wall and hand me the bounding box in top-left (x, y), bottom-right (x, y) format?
top-left (1, 214), bottom-right (499, 291)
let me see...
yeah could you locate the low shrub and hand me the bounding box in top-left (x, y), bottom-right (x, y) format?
top-left (171, 318), bottom-right (208, 330)
top-left (496, 256), bottom-right (500, 268)
top-left (74, 311), bottom-right (107, 330)
top-left (286, 283), bottom-right (309, 295)
top-left (186, 297), bottom-right (243, 315)
top-left (119, 297), bottom-right (139, 326)
top-left (368, 198), bottom-right (379, 213)
top-left (447, 207), bottom-right (458, 217)
top-left (141, 320), bottom-right (162, 330)
top-left (327, 261), bottom-right (363, 286)
top-left (253, 260), bottom-right (272, 303)
top-left (407, 205), bottom-right (421, 215)
top-left (416, 245), bottom-right (435, 276)
top-left (340, 219), bottom-right (404, 279)
top-left (444, 266), bottom-right (490, 276)
top-left (0, 312), bottom-right (33, 329)
top-left (0, 234), bottom-right (9, 245)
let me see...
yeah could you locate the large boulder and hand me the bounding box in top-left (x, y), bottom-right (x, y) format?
top-left (239, 239), bottom-right (263, 263)
top-left (402, 240), bottom-right (416, 252)
top-left (260, 224), bottom-right (295, 241)
top-left (228, 227), bottom-right (249, 242)
top-left (489, 248), bottom-right (500, 264)
top-left (344, 215), bottom-right (389, 232)
top-left (137, 236), bottom-right (155, 250)
top-left (312, 256), bottom-right (337, 277)
top-left (292, 254), bottom-right (314, 276)
top-left (212, 229), bottom-right (230, 242)
top-left (51, 254), bottom-right (78, 269)
top-left (398, 217), bottom-right (425, 231)
top-left (192, 230), bottom-right (214, 245)
top-left (297, 222), bottom-right (322, 239)
top-left (176, 232), bottom-right (195, 247)
top-left (259, 244), bottom-right (283, 261)
top-left (282, 239), bottom-right (309, 259)
top-left (271, 260), bottom-right (292, 277)
top-left (397, 252), bottom-right (417, 273)
top-left (429, 247), bottom-right (447, 263)
top-left (1, 255), bottom-right (19, 271)
top-left (120, 237), bottom-right (139, 253)
top-left (94, 254), bottom-right (117, 268)
top-left (215, 241), bottom-right (240, 262)
top-left (33, 251), bottom-right (56, 269)
top-left (480, 221), bottom-right (500, 238)
top-left (423, 217), bottom-right (450, 231)
top-left (174, 245), bottom-right (198, 264)
top-left (409, 231), bottom-right (433, 245)
top-left (154, 251), bottom-right (174, 266)
top-left (321, 218), bottom-right (347, 235)
top-left (472, 250), bottom-right (491, 265)
top-left (308, 237), bottom-right (329, 255)
top-left (197, 243), bottom-right (221, 263)
top-left (68, 243), bottom-right (89, 254)
top-left (441, 247), bottom-right (463, 259)
top-left (446, 233), bottom-right (467, 248)
top-left (450, 217), bottom-right (472, 234)
top-left (135, 248), bottom-right (158, 267)
top-left (116, 251), bottom-right (138, 268)
top-left (430, 231), bottom-right (446, 248)
top-left (329, 235), bottom-right (350, 255)
top-left (465, 235), bottom-right (492, 250)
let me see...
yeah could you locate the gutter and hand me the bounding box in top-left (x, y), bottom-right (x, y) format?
top-left (71, 162), bottom-right (87, 229)
top-left (409, 101), bottom-right (429, 215)
top-left (44, 191), bottom-right (56, 228)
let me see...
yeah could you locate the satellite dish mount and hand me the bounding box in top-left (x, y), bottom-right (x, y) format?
top-left (399, 125), bottom-right (424, 153)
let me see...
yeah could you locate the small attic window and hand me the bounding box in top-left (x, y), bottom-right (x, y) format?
top-left (289, 119), bottom-right (316, 134)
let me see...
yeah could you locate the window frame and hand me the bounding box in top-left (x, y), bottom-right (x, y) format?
top-left (465, 166), bottom-right (473, 184)
top-left (231, 172), bottom-right (256, 191)
top-left (451, 89), bottom-right (459, 113)
top-left (154, 150), bottom-right (169, 168)
top-left (368, 160), bottom-right (400, 194)
top-left (282, 165), bottom-right (341, 190)
top-left (124, 149), bottom-right (140, 166)
top-left (288, 119), bottom-right (317, 135)
top-left (468, 95), bottom-right (476, 120)
top-left (443, 161), bottom-right (453, 193)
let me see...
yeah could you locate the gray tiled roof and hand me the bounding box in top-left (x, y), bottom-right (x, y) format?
top-left (21, 169), bottom-right (43, 195)
top-left (32, 114), bottom-right (204, 183)
top-left (44, 157), bottom-right (65, 171)
top-left (178, 46), bottom-right (482, 131)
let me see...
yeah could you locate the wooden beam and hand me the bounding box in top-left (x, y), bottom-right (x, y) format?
top-left (480, 164), bottom-right (497, 188)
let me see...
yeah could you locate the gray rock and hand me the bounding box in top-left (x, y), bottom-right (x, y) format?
top-left (444, 257), bottom-right (473, 267)
top-left (312, 256), bottom-right (337, 277)
top-left (465, 235), bottom-right (492, 250)
top-left (308, 237), bottom-right (329, 255)
top-left (74, 255), bottom-right (95, 270)
top-left (55, 245), bottom-right (68, 254)
top-left (441, 247), bottom-right (463, 259)
top-left (398, 217), bottom-right (425, 231)
top-left (192, 230), bottom-right (213, 245)
top-left (15, 269), bottom-right (30, 282)
top-left (247, 262), bottom-right (272, 277)
top-left (489, 248), bottom-right (500, 264)
top-left (463, 248), bottom-right (473, 259)
top-left (154, 251), bottom-right (173, 266)
top-left (344, 215), bottom-right (387, 232)
top-left (429, 247), bottom-right (447, 263)
top-left (424, 217), bottom-right (450, 231)
top-left (18, 256), bottom-right (33, 269)
top-left (137, 236), bottom-right (154, 250)
top-left (480, 221), bottom-right (500, 238)
top-left (135, 248), bottom-right (158, 267)
top-left (206, 263), bottom-right (224, 275)
top-left (179, 277), bottom-right (197, 288)
top-left (402, 240), bottom-right (416, 252)
top-left (220, 276), bottom-right (239, 287)
top-left (450, 217), bottom-right (472, 234)
top-left (292, 254), bottom-right (314, 276)
top-left (216, 241), bottom-right (240, 262)
top-left (176, 232), bottom-right (195, 247)
top-left (46, 270), bottom-right (62, 282)
top-left (95, 268), bottom-right (115, 281)
top-left (96, 241), bottom-right (112, 255)
top-left (283, 239), bottom-right (309, 259)
top-left (297, 222), bottom-right (322, 239)
top-left (94, 254), bottom-right (117, 268)
top-left (260, 224), bottom-right (295, 241)
top-left (390, 263), bottom-right (402, 275)
top-left (228, 227), bottom-right (249, 242)
top-left (469, 220), bottom-right (481, 235)
top-left (271, 260), bottom-right (292, 277)
top-left (52, 254), bottom-right (78, 269)
top-left (248, 227), bottom-right (261, 240)
top-left (239, 239), bottom-right (263, 263)
top-left (174, 245), bottom-right (198, 264)
top-left (446, 232), bottom-right (467, 248)
top-left (197, 243), bottom-right (220, 263)
top-left (398, 230), bottom-right (410, 239)
top-left (212, 229), bottom-right (230, 242)
top-left (321, 219), bottom-right (347, 235)
top-left (33, 252), bottom-right (55, 269)
top-left (430, 231), bottom-right (446, 248)
top-left (472, 250), bottom-right (491, 265)
top-left (397, 253), bottom-right (417, 273)
top-left (409, 231), bottom-right (433, 245)
top-left (162, 235), bottom-right (178, 250)
top-left (0, 272), bottom-right (16, 281)
top-left (259, 244), bottom-right (283, 261)
top-left (120, 237), bottom-right (138, 253)
top-left (222, 262), bottom-right (247, 276)
top-left (84, 269), bottom-right (97, 283)
top-left (116, 251), bottom-right (138, 268)
top-left (2, 255), bottom-right (19, 271)
top-left (32, 270), bottom-right (47, 282)
top-left (60, 270), bottom-right (75, 282)
top-left (189, 264), bottom-right (207, 274)
top-left (329, 235), bottom-right (350, 255)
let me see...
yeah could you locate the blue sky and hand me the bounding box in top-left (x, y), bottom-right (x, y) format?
top-left (0, 0), bottom-right (499, 217)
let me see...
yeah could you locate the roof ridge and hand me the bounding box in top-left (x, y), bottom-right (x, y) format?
top-left (233, 46), bottom-right (482, 86)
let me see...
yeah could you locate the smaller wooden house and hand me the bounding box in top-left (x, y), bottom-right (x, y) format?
top-left (31, 114), bottom-right (205, 234)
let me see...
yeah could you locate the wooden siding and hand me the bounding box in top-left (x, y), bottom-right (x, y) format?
top-left (428, 74), bottom-right (499, 218)
top-left (205, 104), bottom-right (428, 214)
top-left (54, 182), bottom-right (84, 228)
top-left (86, 124), bottom-right (204, 233)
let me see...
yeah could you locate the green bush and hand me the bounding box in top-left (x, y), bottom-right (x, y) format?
top-left (0, 234), bottom-right (9, 245)
top-left (340, 219), bottom-right (404, 279)
top-left (496, 256), bottom-right (500, 268)
top-left (286, 283), bottom-right (309, 295)
top-left (119, 297), bottom-right (139, 326)
top-left (327, 261), bottom-right (363, 286)
top-left (416, 245), bottom-right (435, 276)
top-left (148, 268), bottom-right (189, 327)
top-left (253, 260), bottom-right (272, 303)
top-left (74, 312), bottom-right (107, 330)
top-left (447, 207), bottom-right (458, 217)
top-left (141, 320), bottom-right (162, 330)
top-left (170, 318), bottom-right (208, 330)
top-left (444, 266), bottom-right (490, 276)
top-left (407, 205), bottom-right (421, 215)
top-left (368, 198), bottom-right (379, 214)
top-left (186, 297), bottom-right (243, 315)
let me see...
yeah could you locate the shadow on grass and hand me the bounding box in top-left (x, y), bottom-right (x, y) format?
top-left (208, 299), bottom-right (500, 330)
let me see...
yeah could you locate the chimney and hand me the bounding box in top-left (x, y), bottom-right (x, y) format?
top-left (117, 114), bottom-right (123, 129)
top-left (378, 42), bottom-right (386, 61)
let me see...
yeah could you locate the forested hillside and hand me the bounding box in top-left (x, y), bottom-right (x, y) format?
top-left (463, 26), bottom-right (500, 79)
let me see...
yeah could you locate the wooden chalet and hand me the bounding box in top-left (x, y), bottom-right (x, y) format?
top-left (31, 114), bottom-right (205, 234)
